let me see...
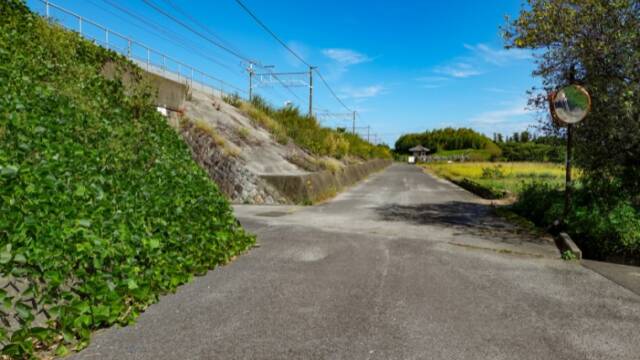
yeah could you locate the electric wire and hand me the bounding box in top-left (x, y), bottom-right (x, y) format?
top-left (140, 0), bottom-right (258, 65)
top-left (96, 0), bottom-right (246, 91)
top-left (233, 0), bottom-right (354, 113)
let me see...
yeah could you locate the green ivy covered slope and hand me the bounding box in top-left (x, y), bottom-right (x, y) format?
top-left (0, 0), bottom-right (254, 357)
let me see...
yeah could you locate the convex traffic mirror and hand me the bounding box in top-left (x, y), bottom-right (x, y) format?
top-left (551, 85), bottom-right (591, 125)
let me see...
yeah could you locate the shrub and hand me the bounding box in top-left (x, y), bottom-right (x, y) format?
top-left (481, 165), bottom-right (505, 179)
top-left (512, 182), bottom-right (640, 263)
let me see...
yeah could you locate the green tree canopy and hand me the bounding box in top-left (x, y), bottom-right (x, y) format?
top-left (503, 0), bottom-right (640, 196)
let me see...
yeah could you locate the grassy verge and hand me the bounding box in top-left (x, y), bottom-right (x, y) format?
top-left (0, 1), bottom-right (254, 357)
top-left (512, 183), bottom-right (640, 264)
top-left (423, 162), bottom-right (569, 198)
top-left (423, 162), bottom-right (639, 263)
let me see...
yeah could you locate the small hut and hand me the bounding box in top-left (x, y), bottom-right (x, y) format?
top-left (408, 145), bottom-right (430, 163)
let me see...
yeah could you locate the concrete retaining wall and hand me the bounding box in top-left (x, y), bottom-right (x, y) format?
top-left (102, 61), bottom-right (187, 111)
top-left (261, 159), bottom-right (392, 204)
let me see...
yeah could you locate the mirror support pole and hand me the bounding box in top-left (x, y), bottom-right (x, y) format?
top-left (564, 123), bottom-right (573, 219)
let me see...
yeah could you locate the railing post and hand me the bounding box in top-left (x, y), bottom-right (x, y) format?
top-left (146, 48), bottom-right (150, 70)
top-left (105, 29), bottom-right (109, 48)
top-left (162, 55), bottom-right (166, 72)
top-left (178, 63), bottom-right (181, 81)
top-left (127, 39), bottom-right (131, 58)
top-left (45, 0), bottom-right (50, 18)
top-left (78, 17), bottom-right (82, 34)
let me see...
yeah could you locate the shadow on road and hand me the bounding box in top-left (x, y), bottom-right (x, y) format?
top-left (375, 201), bottom-right (550, 246)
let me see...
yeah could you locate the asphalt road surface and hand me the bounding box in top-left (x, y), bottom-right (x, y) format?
top-left (73, 164), bottom-right (640, 360)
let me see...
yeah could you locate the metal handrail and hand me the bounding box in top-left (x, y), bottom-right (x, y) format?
top-left (39, 0), bottom-right (246, 96)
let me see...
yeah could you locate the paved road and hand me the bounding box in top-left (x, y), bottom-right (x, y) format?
top-left (74, 164), bottom-right (640, 360)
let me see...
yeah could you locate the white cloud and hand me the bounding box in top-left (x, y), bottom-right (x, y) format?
top-left (340, 85), bottom-right (385, 99)
top-left (464, 43), bottom-right (532, 65)
top-left (322, 48), bottom-right (371, 65)
top-left (469, 101), bottom-right (532, 125)
top-left (434, 62), bottom-right (482, 78)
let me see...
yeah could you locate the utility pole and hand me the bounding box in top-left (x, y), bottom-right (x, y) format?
top-left (564, 66), bottom-right (576, 219)
top-left (247, 63), bottom-right (254, 101)
top-left (367, 126), bottom-right (370, 142)
top-left (352, 111), bottom-right (357, 134)
top-left (308, 66), bottom-right (316, 117)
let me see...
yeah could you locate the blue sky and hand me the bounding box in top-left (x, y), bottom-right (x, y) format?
top-left (27, 0), bottom-right (541, 146)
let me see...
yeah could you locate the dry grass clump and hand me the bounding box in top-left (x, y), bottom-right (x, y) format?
top-left (317, 157), bottom-right (344, 174)
top-left (190, 118), bottom-right (240, 157)
top-left (237, 126), bottom-right (250, 141)
top-left (239, 102), bottom-right (288, 144)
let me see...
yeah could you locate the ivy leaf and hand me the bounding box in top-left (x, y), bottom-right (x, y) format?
top-left (77, 219), bottom-right (92, 228)
top-left (0, 244), bottom-right (11, 264)
top-left (13, 253), bottom-right (26, 264)
top-left (55, 344), bottom-right (69, 356)
top-left (15, 302), bottom-right (33, 321)
top-left (126, 279), bottom-right (138, 290)
top-left (0, 165), bottom-right (18, 178)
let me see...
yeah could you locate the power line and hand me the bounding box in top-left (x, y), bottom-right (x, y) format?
top-left (233, 0), bottom-right (354, 113)
top-left (158, 0), bottom-right (250, 62)
top-left (234, 0), bottom-right (311, 68)
top-left (96, 0), bottom-right (244, 78)
top-left (136, 0), bottom-right (306, 105)
top-left (141, 0), bottom-right (258, 65)
top-left (314, 70), bottom-right (353, 112)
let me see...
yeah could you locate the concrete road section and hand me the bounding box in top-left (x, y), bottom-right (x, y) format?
top-left (73, 164), bottom-right (640, 360)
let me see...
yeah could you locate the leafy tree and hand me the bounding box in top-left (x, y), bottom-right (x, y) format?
top-left (503, 0), bottom-right (640, 197)
top-left (520, 130), bottom-right (531, 143)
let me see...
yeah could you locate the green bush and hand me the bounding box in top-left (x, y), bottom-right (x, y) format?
top-left (0, 1), bottom-right (254, 356)
top-left (512, 182), bottom-right (640, 263)
top-left (481, 165), bottom-right (505, 179)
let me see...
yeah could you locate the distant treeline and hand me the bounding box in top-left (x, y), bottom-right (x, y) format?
top-left (494, 131), bottom-right (565, 162)
top-left (395, 128), bottom-right (500, 155)
top-left (395, 128), bottom-right (565, 162)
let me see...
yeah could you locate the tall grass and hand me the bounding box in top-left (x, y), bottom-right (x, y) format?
top-left (225, 95), bottom-right (391, 160)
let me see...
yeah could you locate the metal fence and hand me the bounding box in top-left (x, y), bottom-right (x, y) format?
top-left (36, 0), bottom-right (247, 99)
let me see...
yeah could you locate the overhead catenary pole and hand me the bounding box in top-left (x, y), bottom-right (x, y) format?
top-left (308, 66), bottom-right (316, 117)
top-left (248, 62), bottom-right (254, 101)
top-left (352, 111), bottom-right (356, 134)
